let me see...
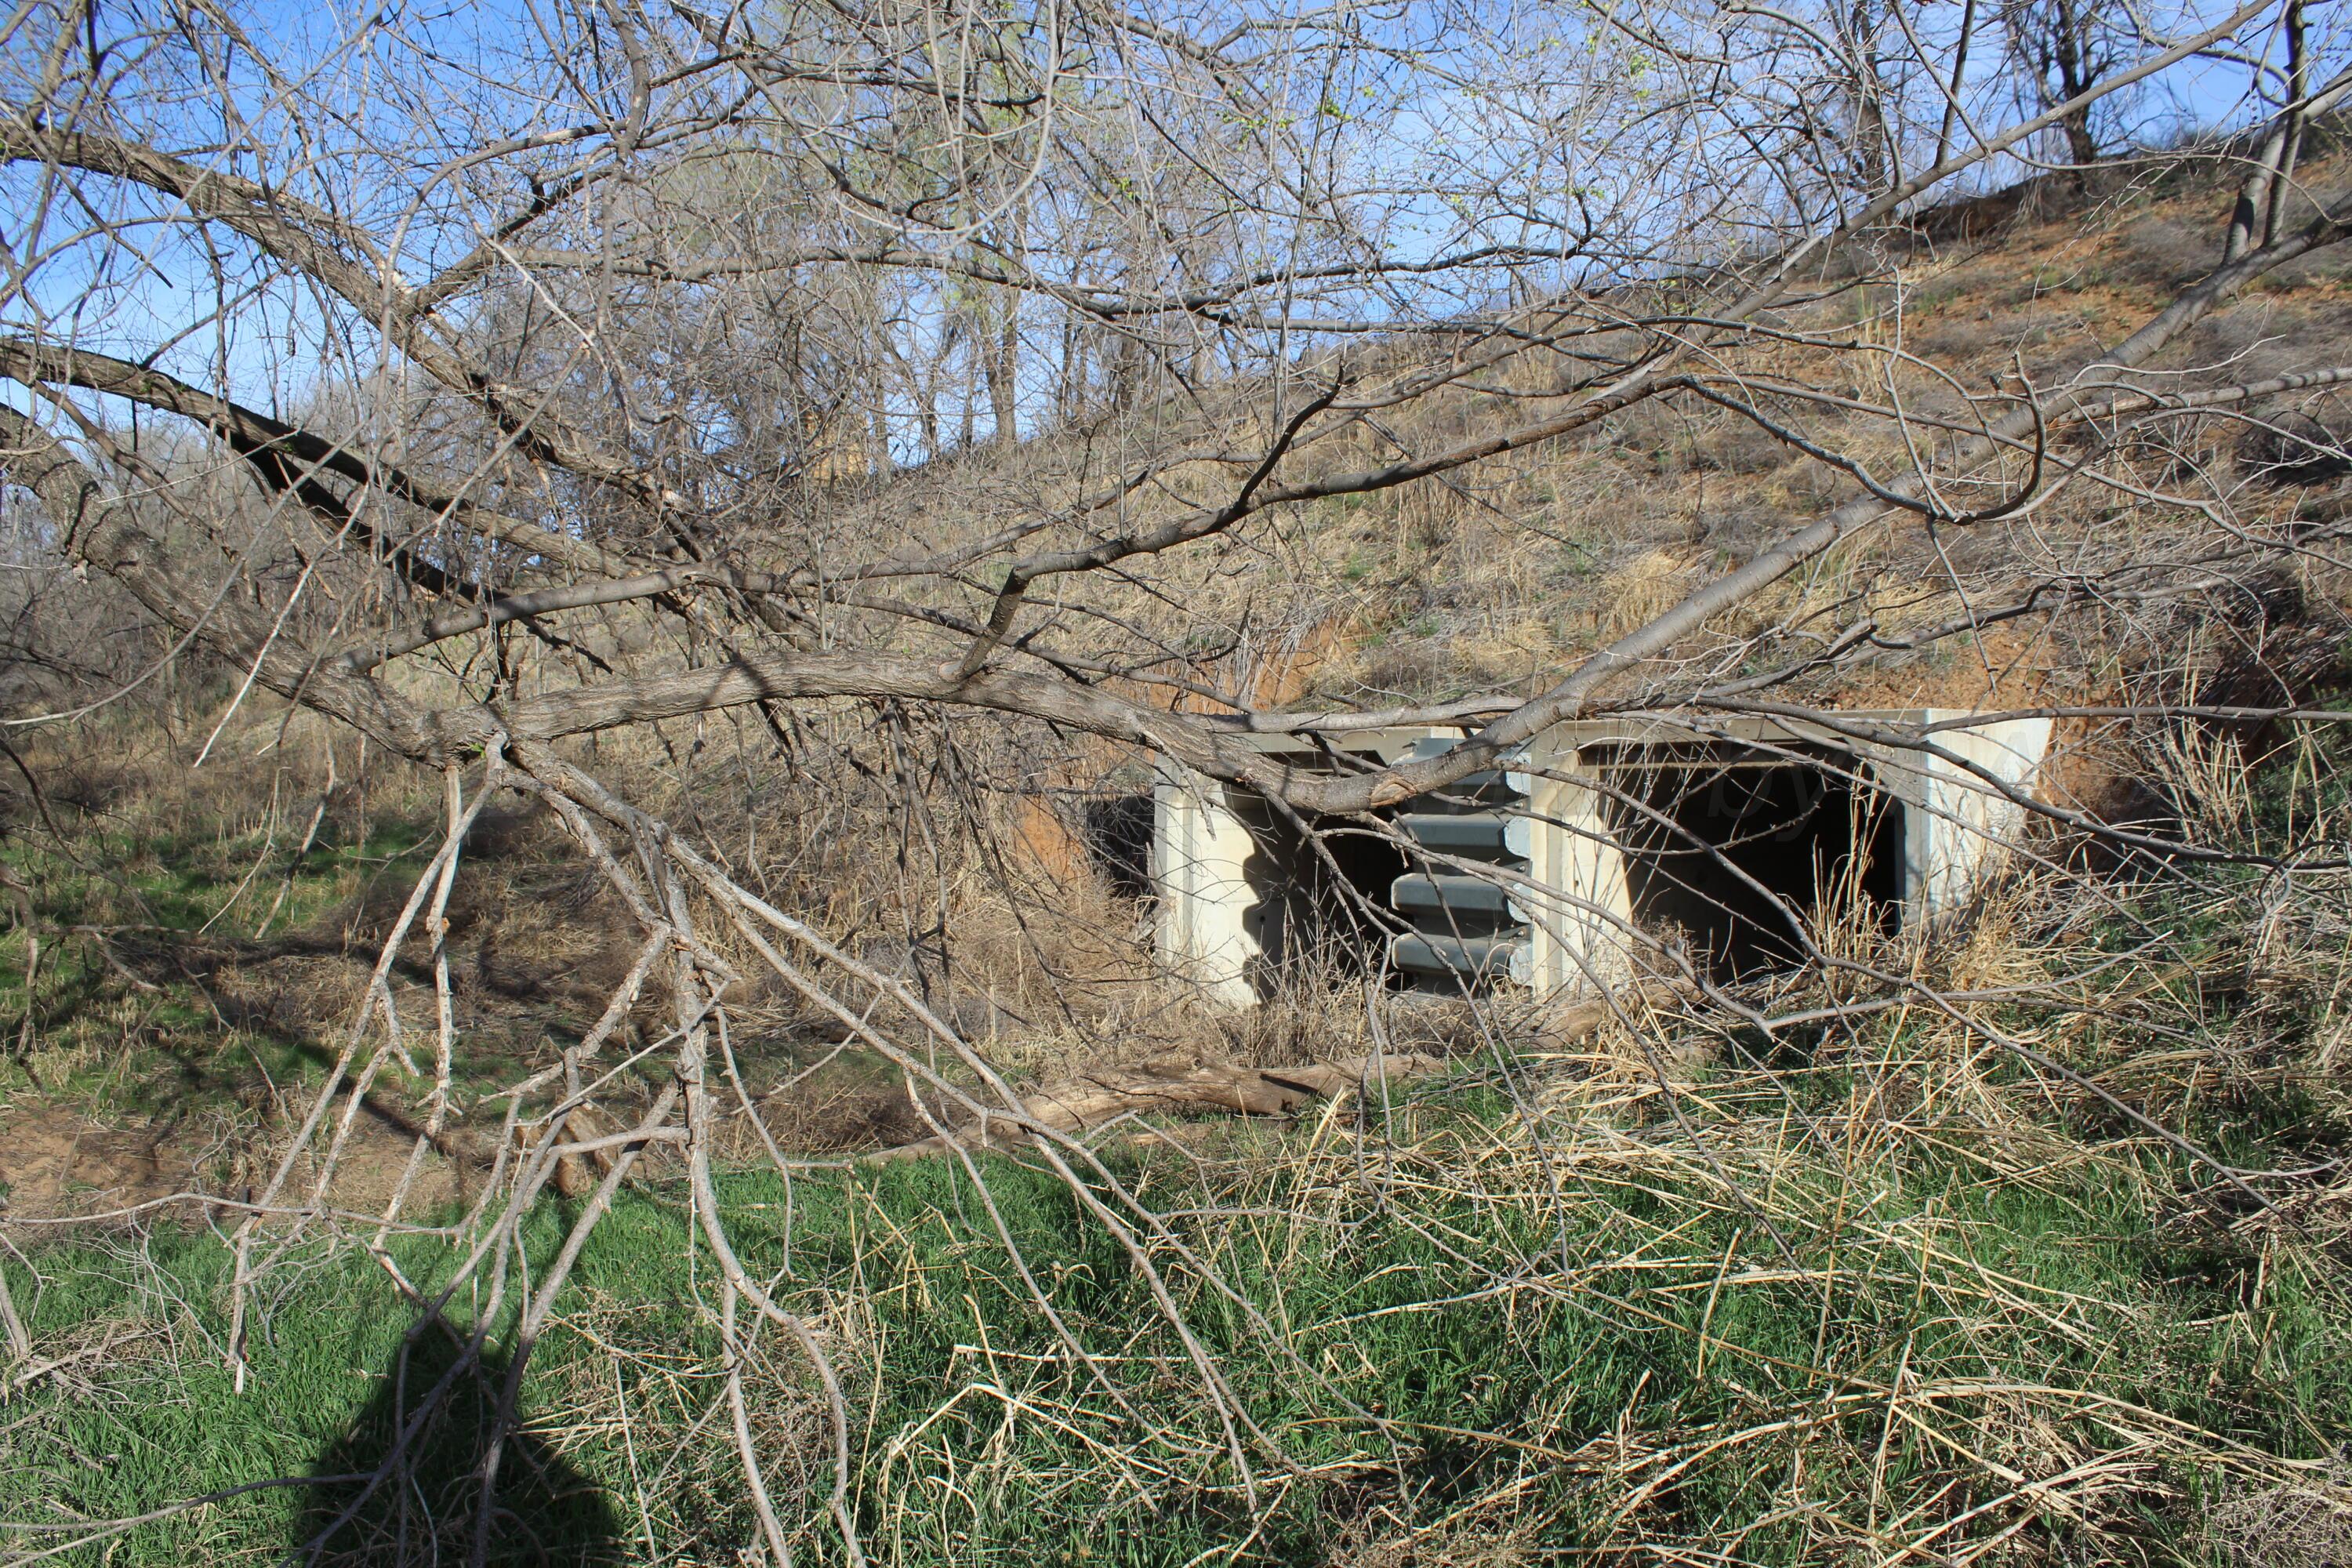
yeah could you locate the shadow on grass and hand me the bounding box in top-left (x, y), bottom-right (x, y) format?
top-left (298, 1317), bottom-right (622, 1565)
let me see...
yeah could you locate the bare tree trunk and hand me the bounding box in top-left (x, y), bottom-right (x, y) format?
top-left (2048, 0), bottom-right (2102, 164)
top-left (988, 293), bottom-right (1019, 444)
top-left (1936, 0), bottom-right (1979, 167)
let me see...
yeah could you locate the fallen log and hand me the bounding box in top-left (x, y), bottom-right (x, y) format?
top-left (862, 996), bottom-right (1628, 1163)
top-left (864, 1051), bottom-right (1458, 1163)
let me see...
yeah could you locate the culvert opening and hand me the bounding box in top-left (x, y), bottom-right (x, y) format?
top-left (1081, 793), bottom-right (1158, 900)
top-left (1233, 793), bottom-right (1410, 997)
top-left (1598, 743), bottom-right (1904, 980)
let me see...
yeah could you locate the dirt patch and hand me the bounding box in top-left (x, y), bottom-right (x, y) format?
top-left (0, 1090), bottom-right (472, 1223)
top-left (0, 1094), bottom-right (234, 1220)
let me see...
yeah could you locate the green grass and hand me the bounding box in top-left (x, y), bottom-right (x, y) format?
top-left (5, 720), bottom-right (2351, 1563)
top-left (5, 1089), bottom-right (2344, 1565)
top-left (0, 801), bottom-right (435, 1117)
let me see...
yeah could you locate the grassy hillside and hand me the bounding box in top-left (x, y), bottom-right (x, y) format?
top-left (808, 147), bottom-right (2352, 741)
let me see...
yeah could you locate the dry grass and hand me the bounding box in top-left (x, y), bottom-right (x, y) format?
top-left (7, 143), bottom-right (2352, 1568)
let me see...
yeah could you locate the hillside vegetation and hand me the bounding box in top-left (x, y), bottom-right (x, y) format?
top-left (5, 152), bottom-right (2352, 1565)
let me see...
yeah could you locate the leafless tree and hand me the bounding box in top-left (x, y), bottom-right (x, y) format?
top-left (2002, 0), bottom-right (2118, 165)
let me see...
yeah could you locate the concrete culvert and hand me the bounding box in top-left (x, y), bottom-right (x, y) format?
top-left (1154, 713), bottom-right (2050, 1005)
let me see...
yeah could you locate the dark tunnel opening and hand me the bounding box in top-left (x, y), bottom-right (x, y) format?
top-left (1082, 792), bottom-right (1159, 901)
top-left (1236, 796), bottom-right (1412, 996)
top-left (1599, 745), bottom-right (1904, 981)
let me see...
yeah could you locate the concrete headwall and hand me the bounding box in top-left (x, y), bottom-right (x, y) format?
top-left (1154, 711), bottom-right (2052, 1004)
